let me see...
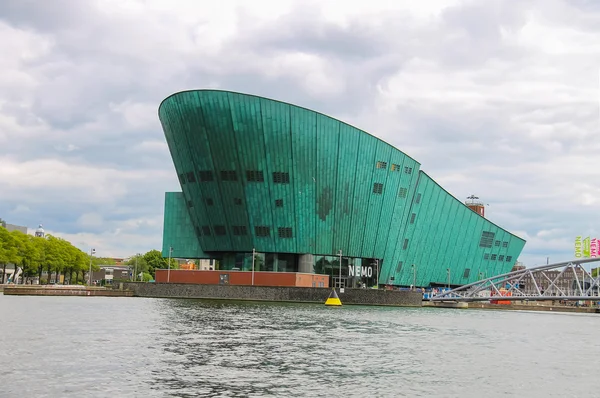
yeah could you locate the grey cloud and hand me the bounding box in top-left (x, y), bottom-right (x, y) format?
top-left (0, 0), bottom-right (93, 31)
top-left (1, 0), bottom-right (599, 262)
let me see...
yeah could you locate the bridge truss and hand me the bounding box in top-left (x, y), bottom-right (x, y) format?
top-left (430, 258), bottom-right (600, 302)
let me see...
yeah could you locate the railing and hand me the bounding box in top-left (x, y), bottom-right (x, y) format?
top-left (430, 258), bottom-right (600, 302)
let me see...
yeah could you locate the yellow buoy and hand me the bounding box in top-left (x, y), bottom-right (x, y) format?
top-left (325, 289), bottom-right (342, 306)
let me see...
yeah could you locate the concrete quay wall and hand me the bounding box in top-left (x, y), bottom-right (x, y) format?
top-left (466, 302), bottom-right (600, 313)
top-left (122, 282), bottom-right (423, 307)
top-left (3, 286), bottom-right (133, 297)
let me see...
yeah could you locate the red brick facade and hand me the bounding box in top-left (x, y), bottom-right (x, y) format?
top-left (155, 270), bottom-right (329, 288)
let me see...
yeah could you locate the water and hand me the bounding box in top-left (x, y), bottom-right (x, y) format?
top-left (0, 295), bottom-right (598, 398)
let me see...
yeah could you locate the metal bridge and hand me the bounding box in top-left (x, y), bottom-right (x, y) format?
top-left (430, 258), bottom-right (600, 302)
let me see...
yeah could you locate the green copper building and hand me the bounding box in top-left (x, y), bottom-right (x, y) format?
top-left (159, 90), bottom-right (525, 288)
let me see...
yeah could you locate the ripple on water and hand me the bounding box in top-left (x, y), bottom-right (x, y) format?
top-left (1, 296), bottom-right (599, 397)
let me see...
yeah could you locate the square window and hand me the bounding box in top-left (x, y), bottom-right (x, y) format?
top-left (220, 170), bottom-right (237, 181)
top-left (506, 256), bottom-right (513, 263)
top-left (499, 255), bottom-right (505, 261)
top-left (376, 161), bottom-right (387, 169)
top-left (186, 171), bottom-right (196, 183)
top-left (494, 240), bottom-right (500, 247)
top-left (275, 199), bottom-right (283, 207)
top-left (278, 227), bottom-right (293, 238)
top-left (491, 254), bottom-right (497, 261)
top-left (415, 193), bottom-right (422, 204)
top-left (502, 241), bottom-right (508, 248)
top-left (255, 226), bottom-right (270, 237)
top-left (198, 170), bottom-right (214, 182)
top-left (246, 170), bottom-right (264, 182)
top-left (403, 239), bottom-right (409, 250)
top-left (463, 268), bottom-right (470, 278)
top-left (178, 173), bottom-right (186, 185)
top-left (205, 198), bottom-right (214, 206)
top-left (404, 166), bottom-right (413, 174)
top-left (479, 231), bottom-right (495, 248)
top-left (232, 226), bottom-right (248, 236)
top-left (391, 164), bottom-right (401, 172)
top-left (398, 187), bottom-right (408, 198)
top-left (234, 198), bottom-right (242, 205)
top-left (484, 253), bottom-right (490, 260)
top-left (273, 172), bottom-right (290, 184)
top-left (214, 225), bottom-right (226, 236)
top-left (187, 200), bottom-right (193, 208)
top-left (202, 226), bottom-right (211, 236)
top-left (410, 213), bottom-right (416, 224)
top-left (373, 183), bottom-right (383, 194)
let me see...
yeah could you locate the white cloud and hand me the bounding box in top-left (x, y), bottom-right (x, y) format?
top-left (1, 0), bottom-right (599, 269)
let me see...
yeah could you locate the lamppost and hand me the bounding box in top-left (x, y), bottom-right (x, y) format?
top-left (338, 249), bottom-right (343, 290)
top-left (88, 248), bottom-right (95, 286)
top-left (446, 268), bottom-right (450, 289)
top-left (252, 248), bottom-right (256, 286)
top-left (133, 253), bottom-right (140, 282)
top-left (375, 259), bottom-right (379, 289)
top-left (167, 246), bottom-right (173, 283)
top-left (412, 264), bottom-right (416, 288)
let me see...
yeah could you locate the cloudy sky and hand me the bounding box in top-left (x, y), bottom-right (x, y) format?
top-left (1, 0), bottom-right (599, 267)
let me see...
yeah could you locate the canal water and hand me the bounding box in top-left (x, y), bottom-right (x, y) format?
top-left (0, 295), bottom-right (598, 398)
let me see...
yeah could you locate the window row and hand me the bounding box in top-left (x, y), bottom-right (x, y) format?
top-left (201, 186), bottom-right (415, 206)
top-left (376, 161), bottom-right (413, 175)
top-left (192, 197), bottom-right (286, 207)
top-left (197, 225), bottom-right (294, 238)
top-left (374, 184), bottom-right (421, 203)
top-left (179, 170), bottom-right (291, 184)
top-left (483, 253), bottom-right (513, 262)
top-left (183, 164), bottom-right (416, 187)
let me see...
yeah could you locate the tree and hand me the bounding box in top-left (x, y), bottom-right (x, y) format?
top-left (143, 249), bottom-right (177, 278)
top-left (0, 225), bottom-right (99, 285)
top-left (125, 254), bottom-right (149, 279)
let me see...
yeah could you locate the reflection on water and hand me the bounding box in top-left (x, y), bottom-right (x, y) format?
top-left (1, 295), bottom-right (599, 397)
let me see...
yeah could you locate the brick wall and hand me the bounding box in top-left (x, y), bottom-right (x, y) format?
top-left (155, 270), bottom-right (328, 288)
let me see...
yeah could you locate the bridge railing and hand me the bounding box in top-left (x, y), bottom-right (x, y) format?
top-left (430, 258), bottom-right (600, 302)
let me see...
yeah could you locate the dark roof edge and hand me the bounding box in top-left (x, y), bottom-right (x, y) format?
top-left (158, 89), bottom-right (420, 166)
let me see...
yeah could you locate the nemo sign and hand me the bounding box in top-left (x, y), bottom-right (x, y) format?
top-left (348, 265), bottom-right (373, 278)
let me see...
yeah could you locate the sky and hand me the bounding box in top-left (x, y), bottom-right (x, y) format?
top-left (1, 0), bottom-right (599, 267)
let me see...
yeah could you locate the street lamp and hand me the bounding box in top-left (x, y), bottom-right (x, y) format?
top-left (252, 248), bottom-right (256, 286)
top-left (167, 246), bottom-right (173, 283)
top-left (375, 259), bottom-right (379, 289)
top-left (88, 248), bottom-right (96, 286)
top-left (338, 249), bottom-right (343, 290)
top-left (133, 253), bottom-right (140, 282)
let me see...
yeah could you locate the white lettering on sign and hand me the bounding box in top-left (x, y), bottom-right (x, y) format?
top-left (348, 265), bottom-right (373, 277)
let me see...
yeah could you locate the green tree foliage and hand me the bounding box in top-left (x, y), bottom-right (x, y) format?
top-left (141, 272), bottom-right (153, 282)
top-left (1, 223), bottom-right (186, 283)
top-left (143, 249), bottom-right (177, 277)
top-left (0, 226), bottom-right (88, 284)
top-left (125, 253), bottom-right (149, 277)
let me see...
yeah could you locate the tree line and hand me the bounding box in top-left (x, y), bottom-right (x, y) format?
top-left (0, 225), bottom-right (177, 284)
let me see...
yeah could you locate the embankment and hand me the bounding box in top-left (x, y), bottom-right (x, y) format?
top-left (122, 282), bottom-right (422, 307)
top-left (3, 285), bottom-right (133, 297)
